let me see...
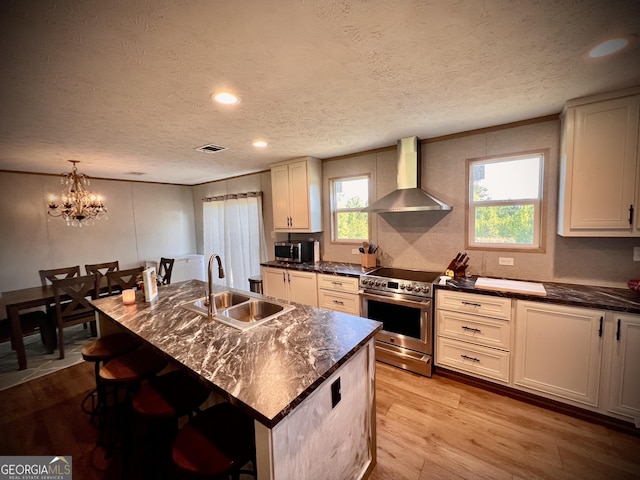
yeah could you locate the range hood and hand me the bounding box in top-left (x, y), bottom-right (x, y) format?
top-left (362, 136), bottom-right (452, 213)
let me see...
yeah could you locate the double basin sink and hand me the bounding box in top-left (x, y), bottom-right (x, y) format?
top-left (180, 290), bottom-right (295, 331)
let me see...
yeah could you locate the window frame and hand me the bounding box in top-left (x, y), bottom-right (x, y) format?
top-left (329, 174), bottom-right (371, 244)
top-left (465, 149), bottom-right (547, 253)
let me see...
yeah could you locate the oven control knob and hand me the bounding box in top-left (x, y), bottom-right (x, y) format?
top-left (421, 285), bottom-right (430, 293)
top-left (399, 283), bottom-right (405, 290)
top-left (362, 279), bottom-right (369, 285)
top-left (405, 284), bottom-right (413, 292)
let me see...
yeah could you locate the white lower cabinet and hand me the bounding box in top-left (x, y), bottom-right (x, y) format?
top-left (317, 274), bottom-right (360, 315)
top-left (435, 290), bottom-right (512, 384)
top-left (262, 267), bottom-right (318, 307)
top-left (514, 301), bottom-right (605, 407)
top-left (607, 313), bottom-right (640, 420)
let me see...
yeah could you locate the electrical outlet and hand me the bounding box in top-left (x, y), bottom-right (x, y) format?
top-left (498, 257), bottom-right (514, 266)
top-left (331, 378), bottom-right (341, 408)
top-left (352, 248), bottom-right (360, 255)
top-left (634, 247), bottom-right (640, 261)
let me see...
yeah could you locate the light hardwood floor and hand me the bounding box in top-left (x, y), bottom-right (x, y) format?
top-left (0, 361), bottom-right (638, 479)
top-left (372, 363), bottom-right (640, 480)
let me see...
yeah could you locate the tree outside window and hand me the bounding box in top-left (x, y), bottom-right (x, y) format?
top-left (331, 176), bottom-right (369, 242)
top-left (468, 152), bottom-right (545, 251)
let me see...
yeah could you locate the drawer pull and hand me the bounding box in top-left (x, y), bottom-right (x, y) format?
top-left (332, 300), bottom-right (344, 305)
top-left (461, 301), bottom-right (482, 307)
top-left (461, 354), bottom-right (480, 363)
top-left (461, 326), bottom-right (482, 333)
top-left (331, 281), bottom-right (343, 286)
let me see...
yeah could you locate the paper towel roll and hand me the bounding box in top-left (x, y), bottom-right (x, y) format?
top-left (314, 241), bottom-right (320, 263)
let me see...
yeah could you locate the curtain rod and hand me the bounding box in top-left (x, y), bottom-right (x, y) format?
top-left (203, 191), bottom-right (262, 202)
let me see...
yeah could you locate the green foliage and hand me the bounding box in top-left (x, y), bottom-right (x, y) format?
top-left (336, 196), bottom-right (368, 240)
top-left (475, 205), bottom-right (534, 244)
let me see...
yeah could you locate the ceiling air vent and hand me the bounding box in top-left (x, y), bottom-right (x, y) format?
top-left (196, 143), bottom-right (227, 153)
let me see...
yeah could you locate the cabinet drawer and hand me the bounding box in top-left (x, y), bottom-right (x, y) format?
top-left (318, 290), bottom-right (360, 315)
top-left (436, 309), bottom-right (511, 350)
top-left (436, 337), bottom-right (510, 383)
top-left (436, 290), bottom-right (512, 320)
top-left (317, 274), bottom-right (360, 294)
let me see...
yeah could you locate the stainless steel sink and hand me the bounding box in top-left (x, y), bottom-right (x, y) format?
top-left (180, 291), bottom-right (294, 331)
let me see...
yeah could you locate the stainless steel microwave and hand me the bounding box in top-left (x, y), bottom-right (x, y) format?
top-left (275, 241), bottom-right (314, 263)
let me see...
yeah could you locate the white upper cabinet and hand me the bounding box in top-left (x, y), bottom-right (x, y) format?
top-left (558, 87), bottom-right (640, 237)
top-left (271, 157), bottom-right (322, 233)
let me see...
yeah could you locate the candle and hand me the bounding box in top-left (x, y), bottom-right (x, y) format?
top-left (122, 289), bottom-right (136, 305)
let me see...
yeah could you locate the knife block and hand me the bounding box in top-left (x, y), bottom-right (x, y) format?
top-left (361, 254), bottom-right (377, 268)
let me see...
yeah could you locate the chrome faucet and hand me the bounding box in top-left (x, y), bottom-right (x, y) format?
top-left (207, 254), bottom-right (225, 316)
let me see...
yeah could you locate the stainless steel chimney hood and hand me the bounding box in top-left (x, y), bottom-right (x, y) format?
top-left (362, 136), bottom-right (452, 213)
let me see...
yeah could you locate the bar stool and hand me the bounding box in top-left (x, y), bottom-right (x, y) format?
top-left (171, 402), bottom-right (256, 479)
top-left (97, 346), bottom-right (168, 451)
top-left (81, 333), bottom-right (141, 421)
top-left (127, 370), bottom-right (211, 477)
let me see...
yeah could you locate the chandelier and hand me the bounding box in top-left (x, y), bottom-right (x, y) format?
top-left (47, 160), bottom-right (107, 227)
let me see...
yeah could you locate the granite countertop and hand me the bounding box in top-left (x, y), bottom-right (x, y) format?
top-left (91, 279), bottom-right (381, 428)
top-left (261, 260), bottom-right (376, 278)
top-left (437, 276), bottom-right (640, 314)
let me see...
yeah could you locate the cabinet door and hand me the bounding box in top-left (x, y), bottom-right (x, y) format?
top-left (262, 267), bottom-right (288, 301)
top-left (608, 314), bottom-right (640, 419)
top-left (288, 270), bottom-right (318, 306)
top-left (288, 161), bottom-right (310, 230)
top-left (272, 165), bottom-right (291, 229)
top-left (559, 95), bottom-right (639, 235)
top-left (514, 301), bottom-right (604, 406)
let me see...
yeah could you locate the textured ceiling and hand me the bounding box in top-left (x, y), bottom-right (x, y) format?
top-left (1, 0), bottom-right (639, 185)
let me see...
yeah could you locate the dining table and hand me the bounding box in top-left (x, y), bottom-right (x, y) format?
top-left (2, 284), bottom-right (58, 370)
top-left (2, 276), bottom-right (109, 370)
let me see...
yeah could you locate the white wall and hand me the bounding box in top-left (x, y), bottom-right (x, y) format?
top-left (322, 119), bottom-right (640, 288)
top-left (0, 172), bottom-right (197, 314)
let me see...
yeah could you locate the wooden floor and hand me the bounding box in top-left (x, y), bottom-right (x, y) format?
top-left (0, 361), bottom-right (638, 479)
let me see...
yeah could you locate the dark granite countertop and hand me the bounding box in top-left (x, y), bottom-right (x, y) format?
top-left (91, 279), bottom-right (381, 428)
top-left (261, 260), bottom-right (376, 278)
top-left (436, 276), bottom-right (640, 314)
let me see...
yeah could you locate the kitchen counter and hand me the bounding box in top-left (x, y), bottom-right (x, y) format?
top-left (261, 260), bottom-right (375, 278)
top-left (437, 275), bottom-right (640, 314)
top-left (92, 279), bottom-right (381, 479)
top-left (91, 279), bottom-right (381, 427)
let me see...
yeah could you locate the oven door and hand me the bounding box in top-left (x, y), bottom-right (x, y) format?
top-left (360, 290), bottom-right (432, 355)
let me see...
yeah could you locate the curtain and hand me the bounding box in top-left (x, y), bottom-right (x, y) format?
top-left (203, 192), bottom-right (267, 291)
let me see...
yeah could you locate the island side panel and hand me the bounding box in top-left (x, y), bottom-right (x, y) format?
top-left (255, 340), bottom-right (376, 480)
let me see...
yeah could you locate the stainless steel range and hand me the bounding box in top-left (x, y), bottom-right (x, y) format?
top-left (359, 267), bottom-right (441, 377)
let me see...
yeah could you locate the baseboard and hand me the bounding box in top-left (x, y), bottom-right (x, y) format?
top-left (434, 366), bottom-right (639, 437)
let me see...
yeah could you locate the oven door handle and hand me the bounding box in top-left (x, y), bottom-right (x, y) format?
top-left (359, 289), bottom-right (431, 308)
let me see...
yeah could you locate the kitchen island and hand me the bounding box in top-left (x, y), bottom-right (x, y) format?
top-left (91, 279), bottom-right (382, 480)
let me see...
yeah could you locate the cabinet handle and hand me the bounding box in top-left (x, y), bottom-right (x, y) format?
top-left (461, 326), bottom-right (482, 333)
top-left (461, 301), bottom-right (482, 307)
top-left (598, 316), bottom-right (603, 337)
top-left (332, 300), bottom-right (344, 305)
top-left (629, 205), bottom-right (634, 226)
top-left (287, 272), bottom-right (291, 283)
top-left (461, 354), bottom-right (480, 363)
top-left (331, 281), bottom-right (343, 286)
top-left (616, 318), bottom-right (621, 341)
top-left (282, 271), bottom-right (286, 283)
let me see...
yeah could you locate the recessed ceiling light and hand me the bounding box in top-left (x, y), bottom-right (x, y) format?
top-left (253, 140), bottom-right (268, 148)
top-left (588, 36), bottom-right (631, 58)
top-left (213, 92), bottom-right (238, 104)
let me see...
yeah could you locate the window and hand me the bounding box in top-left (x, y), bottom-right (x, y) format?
top-left (467, 151), bottom-right (545, 251)
top-left (331, 175), bottom-right (369, 242)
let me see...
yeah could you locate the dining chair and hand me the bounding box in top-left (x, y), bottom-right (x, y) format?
top-left (85, 261), bottom-right (119, 296)
top-left (157, 258), bottom-right (175, 285)
top-left (39, 265), bottom-right (81, 286)
top-left (52, 273), bottom-right (99, 359)
top-left (106, 266), bottom-right (144, 295)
